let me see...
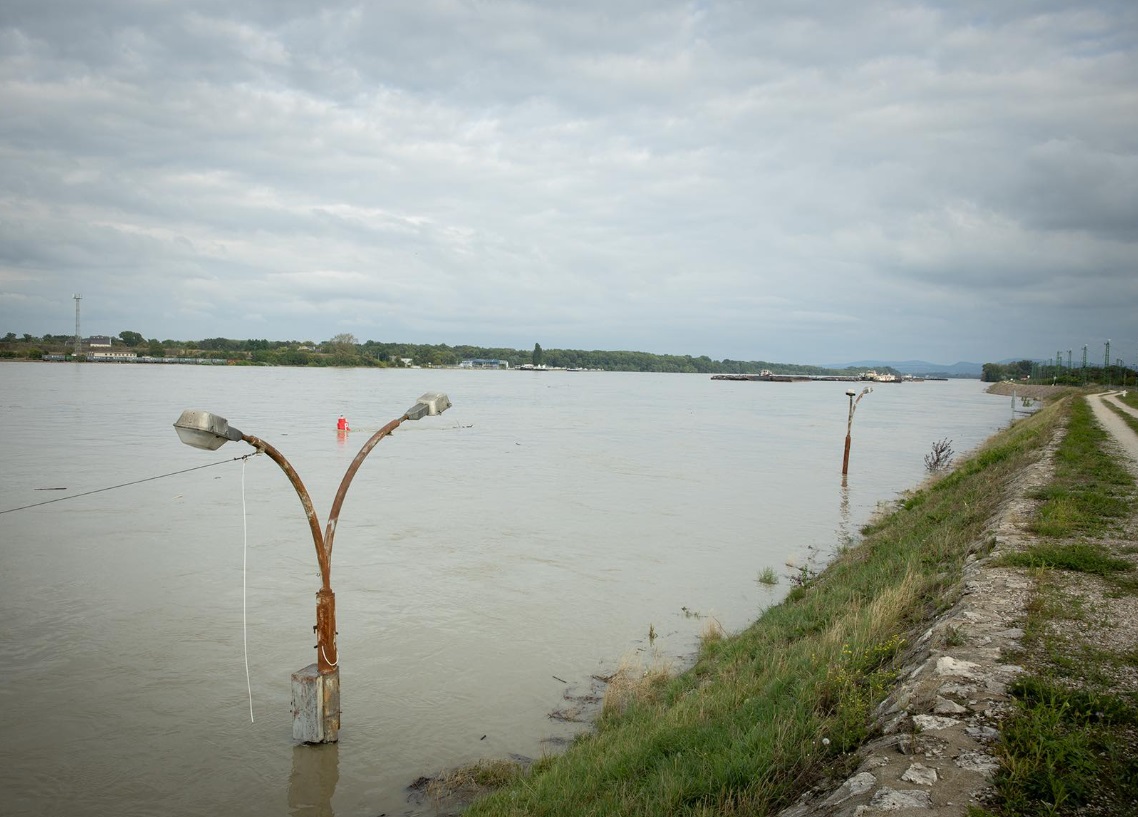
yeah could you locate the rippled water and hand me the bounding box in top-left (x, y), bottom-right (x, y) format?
top-left (0, 363), bottom-right (1012, 816)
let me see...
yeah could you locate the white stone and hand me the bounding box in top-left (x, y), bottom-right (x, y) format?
top-left (823, 772), bottom-right (877, 806)
top-left (882, 714), bottom-right (907, 735)
top-left (934, 696), bottom-right (969, 715)
top-left (913, 714), bottom-right (960, 731)
top-left (939, 682), bottom-right (976, 697)
top-left (901, 763), bottom-right (939, 785)
top-left (868, 788), bottom-right (933, 810)
top-left (965, 725), bottom-right (1000, 741)
top-left (955, 751), bottom-right (999, 774)
top-left (935, 656), bottom-right (983, 680)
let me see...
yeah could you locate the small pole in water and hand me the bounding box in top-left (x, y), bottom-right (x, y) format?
top-left (842, 387), bottom-right (872, 476)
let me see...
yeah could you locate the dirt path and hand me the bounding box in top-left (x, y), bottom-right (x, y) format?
top-left (1089, 391), bottom-right (1138, 470)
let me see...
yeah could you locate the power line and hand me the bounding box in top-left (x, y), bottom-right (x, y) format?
top-left (0, 453), bottom-right (258, 515)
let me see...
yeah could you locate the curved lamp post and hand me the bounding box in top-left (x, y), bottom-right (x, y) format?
top-left (841, 386), bottom-right (872, 476)
top-left (173, 392), bottom-right (451, 743)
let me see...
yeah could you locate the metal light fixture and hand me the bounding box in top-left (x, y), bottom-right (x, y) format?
top-left (173, 392), bottom-right (451, 743)
top-left (173, 409), bottom-right (245, 450)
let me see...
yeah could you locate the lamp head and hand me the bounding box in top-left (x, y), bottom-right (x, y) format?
top-left (174, 409), bottom-right (245, 450)
top-left (405, 392), bottom-right (452, 421)
top-left (845, 389), bottom-right (856, 397)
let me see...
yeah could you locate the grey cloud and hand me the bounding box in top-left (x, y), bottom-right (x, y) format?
top-left (1, 1), bottom-right (1135, 362)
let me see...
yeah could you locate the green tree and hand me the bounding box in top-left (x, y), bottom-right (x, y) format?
top-left (327, 333), bottom-right (360, 366)
top-left (533, 343), bottom-right (543, 366)
top-left (119, 330), bottom-right (144, 346)
top-left (981, 363), bottom-right (1007, 382)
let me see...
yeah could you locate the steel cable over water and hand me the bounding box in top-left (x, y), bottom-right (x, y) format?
top-left (0, 453), bottom-right (259, 515)
top-left (0, 450), bottom-right (263, 722)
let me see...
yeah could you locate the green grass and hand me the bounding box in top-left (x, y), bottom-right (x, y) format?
top-left (991, 679), bottom-right (1138, 816)
top-left (998, 542), bottom-right (1133, 576)
top-left (448, 394), bottom-right (1138, 817)
top-left (461, 400), bottom-right (1062, 817)
top-left (1029, 397), bottom-right (1133, 538)
top-left (985, 395), bottom-right (1138, 817)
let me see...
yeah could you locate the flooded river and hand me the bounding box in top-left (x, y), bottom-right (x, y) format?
top-left (0, 363), bottom-right (1011, 816)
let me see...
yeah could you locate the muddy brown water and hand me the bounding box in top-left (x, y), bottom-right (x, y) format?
top-left (0, 364), bottom-right (1013, 816)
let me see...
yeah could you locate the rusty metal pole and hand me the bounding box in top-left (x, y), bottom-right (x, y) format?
top-left (841, 392), bottom-right (854, 475)
top-left (242, 433), bottom-right (335, 670)
top-left (311, 414), bottom-right (407, 675)
top-left (175, 395), bottom-right (449, 745)
top-left (842, 387), bottom-right (871, 476)
top-left (239, 433), bottom-right (341, 742)
top-left (241, 412), bottom-right (417, 741)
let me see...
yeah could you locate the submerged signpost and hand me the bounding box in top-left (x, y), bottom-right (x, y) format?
top-left (174, 392), bottom-right (452, 743)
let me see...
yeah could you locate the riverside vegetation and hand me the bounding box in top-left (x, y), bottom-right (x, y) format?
top-left (419, 391), bottom-right (1138, 816)
top-left (2, 332), bottom-right (913, 376)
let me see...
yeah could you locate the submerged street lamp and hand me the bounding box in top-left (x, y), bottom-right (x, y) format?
top-left (174, 392), bottom-right (452, 743)
top-left (841, 386), bottom-right (872, 476)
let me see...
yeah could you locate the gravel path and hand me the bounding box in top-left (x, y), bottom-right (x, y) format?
top-left (1089, 391), bottom-right (1138, 471)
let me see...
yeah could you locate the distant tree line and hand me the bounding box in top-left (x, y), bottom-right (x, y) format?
top-left (982, 358), bottom-right (1135, 387)
top-left (2, 329), bottom-right (898, 377)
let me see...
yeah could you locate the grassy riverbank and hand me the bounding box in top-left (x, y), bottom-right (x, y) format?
top-left (449, 399), bottom-right (1071, 816)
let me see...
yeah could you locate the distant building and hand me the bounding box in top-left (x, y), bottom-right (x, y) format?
top-left (88, 350), bottom-right (137, 361)
top-left (460, 358), bottom-right (509, 369)
top-left (86, 335), bottom-right (113, 347)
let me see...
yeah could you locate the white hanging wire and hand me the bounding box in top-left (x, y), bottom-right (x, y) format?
top-left (242, 457), bottom-right (254, 723)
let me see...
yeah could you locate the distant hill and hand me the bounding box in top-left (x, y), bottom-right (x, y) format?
top-left (825, 360), bottom-right (983, 377)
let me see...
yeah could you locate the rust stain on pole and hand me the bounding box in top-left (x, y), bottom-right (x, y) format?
top-left (242, 433), bottom-right (339, 675)
top-left (233, 409), bottom-right (423, 690)
top-left (315, 588), bottom-right (337, 674)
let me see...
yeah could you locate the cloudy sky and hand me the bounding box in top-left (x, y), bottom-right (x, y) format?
top-left (1, 1), bottom-right (1135, 365)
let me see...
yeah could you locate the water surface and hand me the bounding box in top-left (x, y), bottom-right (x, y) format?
top-left (0, 364), bottom-right (1012, 816)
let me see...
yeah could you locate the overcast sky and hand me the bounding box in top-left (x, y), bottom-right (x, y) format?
top-left (1, 1), bottom-right (1135, 365)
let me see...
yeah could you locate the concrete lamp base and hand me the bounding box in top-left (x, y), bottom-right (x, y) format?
top-left (291, 664), bottom-right (341, 743)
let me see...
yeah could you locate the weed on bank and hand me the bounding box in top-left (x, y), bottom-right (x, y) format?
top-left (462, 403), bottom-right (1063, 817)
